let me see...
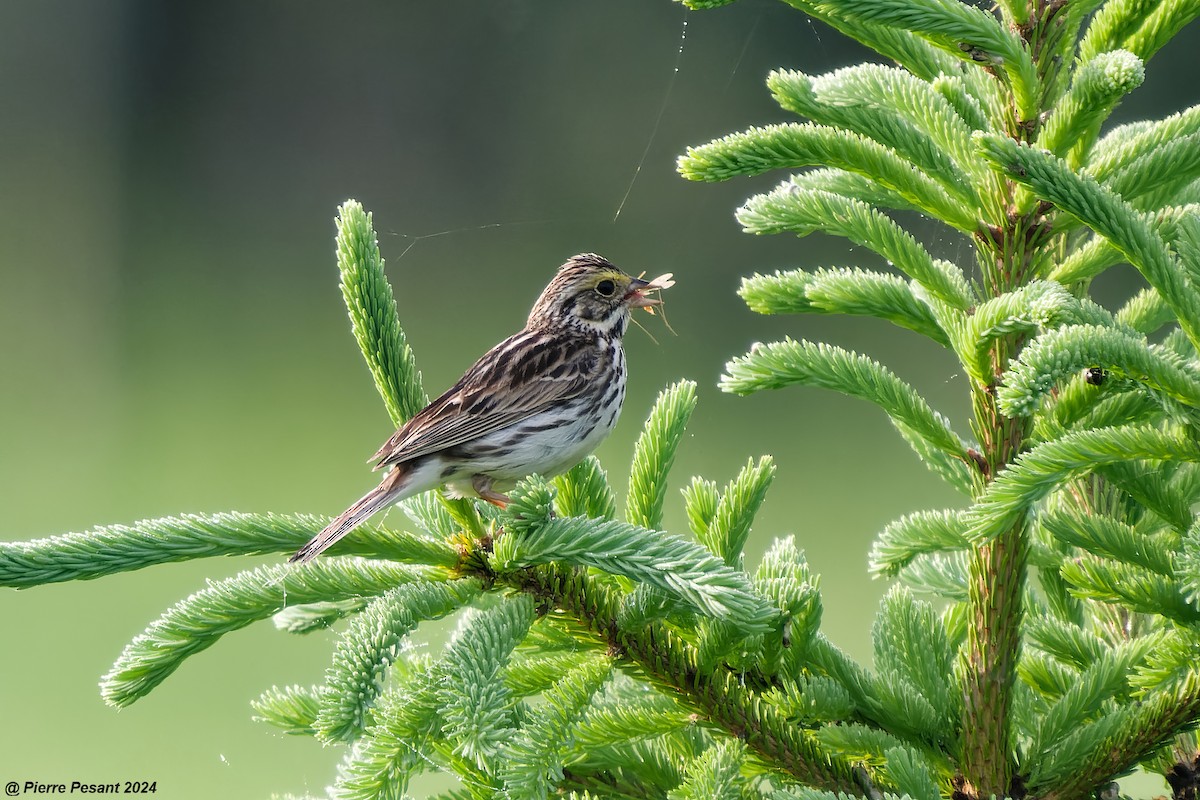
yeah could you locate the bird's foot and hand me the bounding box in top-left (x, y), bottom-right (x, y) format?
top-left (471, 474), bottom-right (511, 509)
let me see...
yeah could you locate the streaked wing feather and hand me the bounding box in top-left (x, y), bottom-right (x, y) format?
top-left (373, 330), bottom-right (600, 468)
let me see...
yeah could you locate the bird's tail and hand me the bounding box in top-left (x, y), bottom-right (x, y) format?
top-left (289, 466), bottom-right (410, 564)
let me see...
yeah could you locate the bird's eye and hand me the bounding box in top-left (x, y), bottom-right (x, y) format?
top-left (595, 279), bottom-right (617, 297)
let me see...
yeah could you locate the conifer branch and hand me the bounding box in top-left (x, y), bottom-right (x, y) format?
top-left (571, 683), bottom-right (692, 748)
top-left (1102, 460), bottom-right (1200, 534)
top-left (0, 512), bottom-right (457, 589)
top-left (1028, 643), bottom-right (1156, 760)
top-left (891, 420), bottom-right (977, 495)
top-left (683, 476), bottom-right (721, 542)
top-left (13, 1), bottom-right (1200, 795)
top-left (999, 324), bottom-right (1200, 418)
top-left (872, 588), bottom-right (960, 745)
top-left (1035, 673), bottom-right (1200, 800)
top-left (1113, 0), bottom-right (1200, 63)
top-left (965, 425), bottom-right (1200, 545)
top-left (1040, 509), bottom-right (1178, 575)
top-left (830, 0), bottom-right (1040, 121)
top-left (740, 268), bottom-right (949, 345)
top-left (870, 510), bottom-right (969, 578)
top-left (335, 200), bottom-right (427, 426)
top-left (681, 0), bottom-right (958, 81)
top-left (1088, 106), bottom-right (1200, 186)
top-left (722, 338), bottom-right (970, 465)
top-left (438, 596), bottom-right (537, 767)
top-left (1037, 50), bottom-right (1144, 163)
top-left (501, 656), bottom-right (613, 800)
top-left (495, 487), bottom-right (776, 629)
top-left (1078, 0), bottom-right (1163, 62)
top-left (503, 650), bottom-right (593, 697)
top-left (788, 167), bottom-right (919, 212)
top-left (627, 380), bottom-right (698, 530)
top-left (734, 183), bottom-right (973, 308)
top-left (314, 578), bottom-right (480, 743)
top-left (702, 457), bottom-right (775, 567)
top-left (333, 659), bottom-right (444, 798)
top-left (1113, 287), bottom-right (1174, 337)
top-left (1024, 615), bottom-right (1109, 672)
top-left (884, 745), bottom-right (942, 800)
top-left (499, 561), bottom-right (867, 794)
top-left (554, 456), bottom-right (618, 520)
top-left (1059, 555), bottom-right (1198, 623)
top-left (101, 559), bottom-right (439, 707)
top-left (251, 684), bottom-right (324, 736)
top-left (672, 739), bottom-right (747, 800)
top-left (679, 123), bottom-right (977, 231)
top-left (766, 65), bottom-right (983, 199)
top-left (978, 134), bottom-right (1200, 352)
top-left (754, 535), bottom-right (822, 671)
top-left (955, 281), bottom-right (1076, 382)
top-left (273, 598), bottom-right (370, 634)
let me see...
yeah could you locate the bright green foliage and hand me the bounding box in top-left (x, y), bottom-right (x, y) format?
top-left (0, 511), bottom-right (457, 588)
top-left (871, 588), bottom-right (960, 745)
top-left (774, 674), bottom-right (855, 723)
top-left (754, 535), bottom-right (822, 672)
top-left (729, 183), bottom-right (973, 307)
top-left (273, 599), bottom-right (370, 633)
top-left (8, 0), bottom-right (1200, 792)
top-left (668, 739), bottom-right (746, 800)
top-left (627, 380), bottom-right (697, 529)
top-left (701, 456), bottom-right (775, 566)
top-left (314, 579), bottom-right (481, 743)
top-left (572, 679), bottom-right (693, 748)
top-left (722, 339), bottom-right (970, 479)
top-left (964, 425), bottom-right (1200, 545)
top-left (335, 200), bottom-right (427, 427)
top-left (554, 455), bottom-right (618, 520)
top-left (493, 491), bottom-right (777, 629)
top-left (954, 281), bottom-right (1077, 382)
top-left (998, 323), bottom-right (1200, 418)
top-left (1, 196), bottom-right (875, 798)
top-left (334, 658), bottom-right (445, 799)
top-left (740, 267), bottom-right (949, 344)
top-left (1040, 509), bottom-right (1178, 575)
top-left (500, 655), bottom-right (612, 800)
top-left (438, 596), bottom-right (536, 767)
top-left (1038, 49), bottom-right (1144, 161)
top-left (978, 133), bottom-right (1200, 350)
top-left (681, 123), bottom-right (978, 230)
top-left (883, 746), bottom-right (942, 800)
top-left (251, 684), bottom-right (324, 736)
top-left (101, 559), bottom-right (439, 707)
top-left (672, 0), bottom-right (1200, 796)
top-left (767, 65), bottom-right (984, 195)
top-left (682, 476), bottom-right (720, 541)
top-left (870, 509), bottom-right (968, 578)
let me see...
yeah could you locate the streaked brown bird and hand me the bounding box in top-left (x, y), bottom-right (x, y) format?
top-left (290, 253), bottom-right (670, 563)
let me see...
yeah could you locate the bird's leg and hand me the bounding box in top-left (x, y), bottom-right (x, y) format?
top-left (472, 474), bottom-right (511, 508)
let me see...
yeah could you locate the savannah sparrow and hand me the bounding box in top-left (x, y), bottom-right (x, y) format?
top-left (290, 253), bottom-right (671, 563)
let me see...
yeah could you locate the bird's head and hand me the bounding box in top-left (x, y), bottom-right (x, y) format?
top-left (527, 253), bottom-right (665, 336)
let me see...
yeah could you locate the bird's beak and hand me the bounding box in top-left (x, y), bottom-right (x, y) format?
top-left (624, 277), bottom-right (661, 309)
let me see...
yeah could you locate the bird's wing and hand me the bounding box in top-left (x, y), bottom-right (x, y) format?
top-left (372, 329), bottom-right (607, 468)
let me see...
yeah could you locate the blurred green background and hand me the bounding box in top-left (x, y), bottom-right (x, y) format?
top-left (1, 2), bottom-right (1196, 796)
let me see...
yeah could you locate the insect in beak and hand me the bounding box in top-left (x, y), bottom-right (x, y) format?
top-left (626, 272), bottom-right (674, 313)
top-left (624, 278), bottom-right (660, 309)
